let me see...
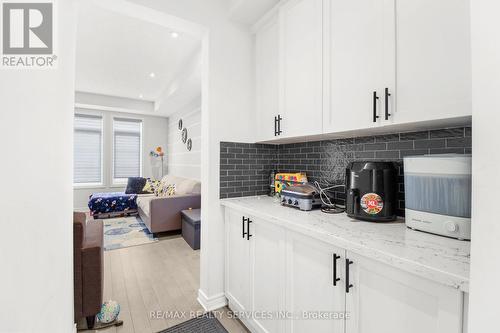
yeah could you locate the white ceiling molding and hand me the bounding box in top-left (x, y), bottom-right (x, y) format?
top-left (75, 91), bottom-right (158, 116)
top-left (228, 0), bottom-right (280, 26)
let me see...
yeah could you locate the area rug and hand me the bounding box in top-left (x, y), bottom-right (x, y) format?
top-left (158, 313), bottom-right (228, 333)
top-left (103, 216), bottom-right (157, 251)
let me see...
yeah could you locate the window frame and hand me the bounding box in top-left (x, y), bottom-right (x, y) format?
top-left (73, 113), bottom-right (104, 188)
top-left (112, 116), bottom-right (143, 185)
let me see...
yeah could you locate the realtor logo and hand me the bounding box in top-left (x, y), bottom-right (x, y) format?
top-left (1, 1), bottom-right (57, 68)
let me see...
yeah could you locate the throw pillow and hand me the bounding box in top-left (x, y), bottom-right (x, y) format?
top-left (142, 178), bottom-right (160, 194)
top-left (125, 177), bottom-right (147, 194)
top-left (156, 182), bottom-right (176, 197)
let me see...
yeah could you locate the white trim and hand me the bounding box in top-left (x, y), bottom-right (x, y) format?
top-left (197, 289), bottom-right (227, 311)
top-left (73, 183), bottom-right (105, 189)
top-left (75, 103), bottom-right (154, 116)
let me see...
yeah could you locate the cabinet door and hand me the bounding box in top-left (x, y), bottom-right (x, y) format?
top-left (256, 14), bottom-right (280, 142)
top-left (250, 217), bottom-right (286, 333)
top-left (391, 0), bottom-right (472, 125)
top-left (324, 0), bottom-right (387, 133)
top-left (279, 0), bottom-right (323, 138)
top-left (225, 209), bottom-right (250, 312)
top-left (345, 252), bottom-right (463, 333)
top-left (286, 232), bottom-right (346, 333)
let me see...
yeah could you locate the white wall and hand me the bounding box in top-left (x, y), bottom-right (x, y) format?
top-left (127, 0), bottom-right (256, 309)
top-left (73, 108), bottom-right (168, 210)
top-left (0, 1), bottom-right (76, 332)
top-left (166, 98), bottom-right (202, 180)
top-left (468, 1), bottom-right (500, 332)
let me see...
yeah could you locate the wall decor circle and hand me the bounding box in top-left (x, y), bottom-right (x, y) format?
top-left (181, 128), bottom-right (188, 143)
top-left (178, 119), bottom-right (183, 130)
top-left (186, 138), bottom-right (192, 151)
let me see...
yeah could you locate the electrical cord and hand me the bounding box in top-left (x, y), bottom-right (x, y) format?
top-left (313, 181), bottom-right (346, 214)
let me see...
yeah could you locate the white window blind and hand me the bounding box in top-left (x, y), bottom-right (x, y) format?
top-left (113, 118), bottom-right (142, 181)
top-left (74, 114), bottom-right (103, 184)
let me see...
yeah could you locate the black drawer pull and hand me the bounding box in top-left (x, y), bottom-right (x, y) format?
top-left (346, 259), bottom-right (353, 293)
top-left (333, 253), bottom-right (341, 286)
top-left (274, 116), bottom-right (278, 136)
top-left (373, 91), bottom-right (379, 123)
top-left (385, 87), bottom-right (391, 120)
top-left (246, 218), bottom-right (253, 240)
top-left (242, 216), bottom-right (248, 238)
top-left (277, 114), bottom-right (283, 136)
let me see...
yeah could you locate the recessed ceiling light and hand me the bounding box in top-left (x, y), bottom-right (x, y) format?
top-left (139, 94), bottom-right (144, 99)
top-left (149, 72), bottom-right (155, 78)
top-left (170, 31), bottom-right (179, 39)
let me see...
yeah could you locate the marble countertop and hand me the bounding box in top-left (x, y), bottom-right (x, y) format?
top-left (221, 196), bottom-right (470, 292)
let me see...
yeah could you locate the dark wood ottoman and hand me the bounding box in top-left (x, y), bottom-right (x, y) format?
top-left (181, 209), bottom-right (201, 250)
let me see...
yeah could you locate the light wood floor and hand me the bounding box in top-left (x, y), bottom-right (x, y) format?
top-left (79, 234), bottom-right (248, 333)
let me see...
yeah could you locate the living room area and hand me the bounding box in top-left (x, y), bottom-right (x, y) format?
top-left (72, 2), bottom-right (245, 332)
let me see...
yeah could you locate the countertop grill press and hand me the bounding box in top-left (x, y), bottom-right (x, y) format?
top-left (345, 161), bottom-right (397, 222)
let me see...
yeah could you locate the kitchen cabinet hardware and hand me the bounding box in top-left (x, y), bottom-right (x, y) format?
top-left (276, 114), bottom-right (283, 136)
top-left (242, 216), bottom-right (248, 238)
top-left (373, 91), bottom-right (379, 123)
top-left (333, 253), bottom-right (341, 286)
top-left (385, 87), bottom-right (391, 120)
top-left (346, 258), bottom-right (353, 293)
top-left (246, 218), bottom-right (253, 240)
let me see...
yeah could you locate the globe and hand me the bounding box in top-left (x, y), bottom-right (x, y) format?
top-left (97, 300), bottom-right (120, 324)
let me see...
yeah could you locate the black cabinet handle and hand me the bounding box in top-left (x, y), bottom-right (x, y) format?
top-left (242, 216), bottom-right (248, 238)
top-left (274, 116), bottom-right (278, 136)
top-left (333, 253), bottom-right (341, 286)
top-left (246, 218), bottom-right (253, 240)
top-left (346, 259), bottom-right (353, 293)
top-left (277, 114), bottom-right (283, 136)
top-left (373, 91), bottom-right (379, 123)
top-left (385, 88), bottom-right (391, 120)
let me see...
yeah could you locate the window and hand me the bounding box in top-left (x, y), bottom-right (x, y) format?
top-left (74, 114), bottom-right (103, 185)
top-left (113, 117), bottom-right (142, 182)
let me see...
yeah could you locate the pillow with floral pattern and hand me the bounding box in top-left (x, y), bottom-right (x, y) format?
top-left (142, 178), bottom-right (160, 194)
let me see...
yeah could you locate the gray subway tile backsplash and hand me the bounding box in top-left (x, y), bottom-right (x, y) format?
top-left (220, 126), bottom-right (472, 216)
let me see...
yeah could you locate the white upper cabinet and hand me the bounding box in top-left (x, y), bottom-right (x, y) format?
top-left (345, 251), bottom-right (463, 333)
top-left (278, 0), bottom-right (323, 138)
top-left (390, 0), bottom-right (472, 125)
top-left (255, 0), bottom-right (471, 141)
top-left (323, 0), bottom-right (391, 133)
top-left (256, 14), bottom-right (280, 142)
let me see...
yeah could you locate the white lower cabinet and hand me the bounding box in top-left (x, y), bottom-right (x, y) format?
top-left (224, 207), bottom-right (465, 333)
top-left (344, 252), bottom-right (464, 333)
top-left (285, 232), bottom-right (345, 333)
top-left (225, 209), bottom-right (285, 333)
top-left (225, 208), bottom-right (251, 312)
top-left (250, 216), bottom-right (286, 333)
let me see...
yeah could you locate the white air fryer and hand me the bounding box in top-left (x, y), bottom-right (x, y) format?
top-left (404, 154), bottom-right (471, 240)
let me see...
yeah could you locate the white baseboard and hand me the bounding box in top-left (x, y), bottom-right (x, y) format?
top-left (197, 289), bottom-right (227, 311)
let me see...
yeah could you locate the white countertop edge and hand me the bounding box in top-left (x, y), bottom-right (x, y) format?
top-left (221, 197), bottom-right (469, 293)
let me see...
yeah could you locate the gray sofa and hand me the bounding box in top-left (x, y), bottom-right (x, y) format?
top-left (137, 175), bottom-right (201, 233)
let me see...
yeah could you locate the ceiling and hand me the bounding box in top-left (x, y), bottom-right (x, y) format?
top-left (75, 1), bottom-right (201, 104)
top-left (228, 0), bottom-right (280, 25)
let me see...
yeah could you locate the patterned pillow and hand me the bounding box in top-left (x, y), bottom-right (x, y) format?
top-left (156, 183), bottom-right (176, 197)
top-left (142, 179), bottom-right (160, 194)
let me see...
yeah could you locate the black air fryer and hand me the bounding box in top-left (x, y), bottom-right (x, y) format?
top-left (345, 161), bottom-right (397, 222)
